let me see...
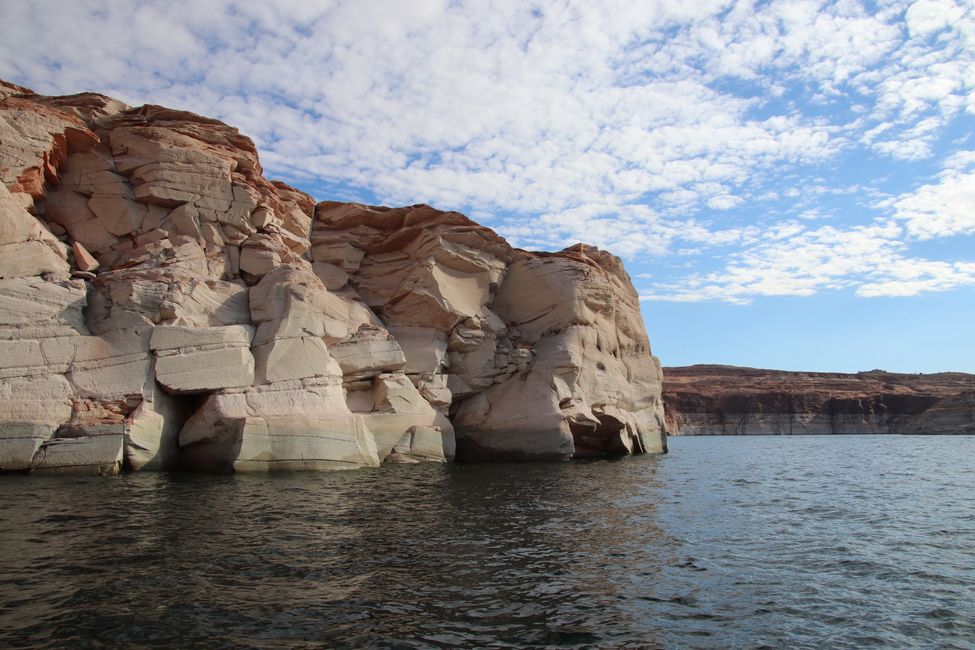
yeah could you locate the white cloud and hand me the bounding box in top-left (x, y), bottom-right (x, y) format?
top-left (1, 0), bottom-right (973, 305)
top-left (905, 0), bottom-right (967, 37)
top-left (642, 220), bottom-right (909, 303)
top-left (0, 0), bottom-right (844, 224)
top-left (857, 260), bottom-right (975, 297)
top-left (642, 149), bottom-right (975, 303)
top-left (882, 151), bottom-right (975, 239)
top-left (706, 194), bottom-right (744, 210)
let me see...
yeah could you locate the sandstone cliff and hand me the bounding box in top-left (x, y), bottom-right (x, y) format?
top-left (0, 80), bottom-right (666, 474)
top-left (664, 365), bottom-right (975, 435)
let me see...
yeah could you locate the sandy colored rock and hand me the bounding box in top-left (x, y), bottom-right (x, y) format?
top-left (0, 423), bottom-right (53, 471)
top-left (0, 88), bottom-right (101, 198)
top-left (312, 261), bottom-right (349, 290)
top-left (240, 233), bottom-right (293, 282)
top-left (253, 336), bottom-right (334, 384)
top-left (330, 334), bottom-right (407, 380)
top-left (0, 276), bottom-right (88, 335)
top-left (231, 417), bottom-right (379, 472)
top-left (249, 265), bottom-right (382, 344)
top-left (151, 324), bottom-right (255, 394)
top-left (453, 247), bottom-right (666, 459)
top-left (385, 425), bottom-right (455, 464)
top-left (179, 378), bottom-right (379, 471)
top-left (69, 330), bottom-right (152, 400)
top-left (71, 241), bottom-right (99, 272)
top-left (413, 374), bottom-right (452, 411)
top-left (388, 326), bottom-right (448, 374)
top-left (159, 279), bottom-right (250, 327)
top-left (0, 80), bottom-right (667, 475)
top-left (0, 337), bottom-right (75, 379)
top-left (360, 373), bottom-right (455, 462)
top-left (0, 183), bottom-right (69, 278)
top-left (31, 434), bottom-right (124, 476)
top-left (150, 323), bottom-right (253, 350)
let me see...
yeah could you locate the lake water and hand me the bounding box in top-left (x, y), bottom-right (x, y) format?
top-left (1, 435), bottom-right (974, 648)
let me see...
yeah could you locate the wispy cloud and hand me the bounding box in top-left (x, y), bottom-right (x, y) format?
top-left (1, 0), bottom-right (973, 304)
top-left (641, 146), bottom-right (975, 304)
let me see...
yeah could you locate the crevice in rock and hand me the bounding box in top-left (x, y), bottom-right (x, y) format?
top-left (569, 413), bottom-right (628, 458)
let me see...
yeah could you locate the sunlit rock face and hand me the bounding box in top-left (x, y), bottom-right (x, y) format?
top-left (0, 80), bottom-right (666, 474)
top-left (663, 365), bottom-right (975, 435)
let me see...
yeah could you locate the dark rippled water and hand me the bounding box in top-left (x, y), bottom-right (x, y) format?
top-left (2, 435), bottom-right (974, 648)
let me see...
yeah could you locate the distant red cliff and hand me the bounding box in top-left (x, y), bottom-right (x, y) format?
top-left (663, 365), bottom-right (975, 435)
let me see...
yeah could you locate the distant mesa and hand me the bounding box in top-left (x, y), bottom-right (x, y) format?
top-left (0, 80), bottom-right (666, 475)
top-left (663, 365), bottom-right (975, 435)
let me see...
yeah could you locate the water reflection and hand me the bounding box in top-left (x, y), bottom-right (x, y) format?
top-left (2, 436), bottom-right (975, 648)
top-left (0, 459), bottom-right (674, 648)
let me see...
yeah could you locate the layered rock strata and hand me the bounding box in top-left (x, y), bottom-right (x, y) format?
top-left (0, 80), bottom-right (666, 474)
top-left (664, 365), bottom-right (975, 435)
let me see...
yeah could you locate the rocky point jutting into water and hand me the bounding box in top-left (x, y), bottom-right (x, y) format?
top-left (0, 80), bottom-right (666, 475)
top-left (664, 365), bottom-right (975, 435)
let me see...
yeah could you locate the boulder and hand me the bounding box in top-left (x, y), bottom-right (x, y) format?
top-left (413, 373), bottom-right (452, 411)
top-left (72, 241), bottom-right (99, 272)
top-left (150, 324), bottom-right (255, 394)
top-left (252, 336), bottom-right (333, 384)
top-left (312, 262), bottom-right (349, 290)
top-left (159, 279), bottom-right (250, 327)
top-left (31, 434), bottom-right (124, 476)
top-left (69, 329), bottom-right (152, 400)
top-left (178, 378), bottom-right (379, 472)
top-left (217, 416), bottom-right (379, 472)
top-left (329, 334), bottom-right (407, 380)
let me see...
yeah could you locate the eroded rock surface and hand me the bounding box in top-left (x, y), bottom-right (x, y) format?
top-left (0, 80), bottom-right (666, 473)
top-left (664, 365), bottom-right (975, 435)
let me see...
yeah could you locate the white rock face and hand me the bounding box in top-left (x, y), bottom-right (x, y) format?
top-left (0, 82), bottom-right (666, 474)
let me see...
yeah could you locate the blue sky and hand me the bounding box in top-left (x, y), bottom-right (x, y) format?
top-left (2, 0), bottom-right (973, 373)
